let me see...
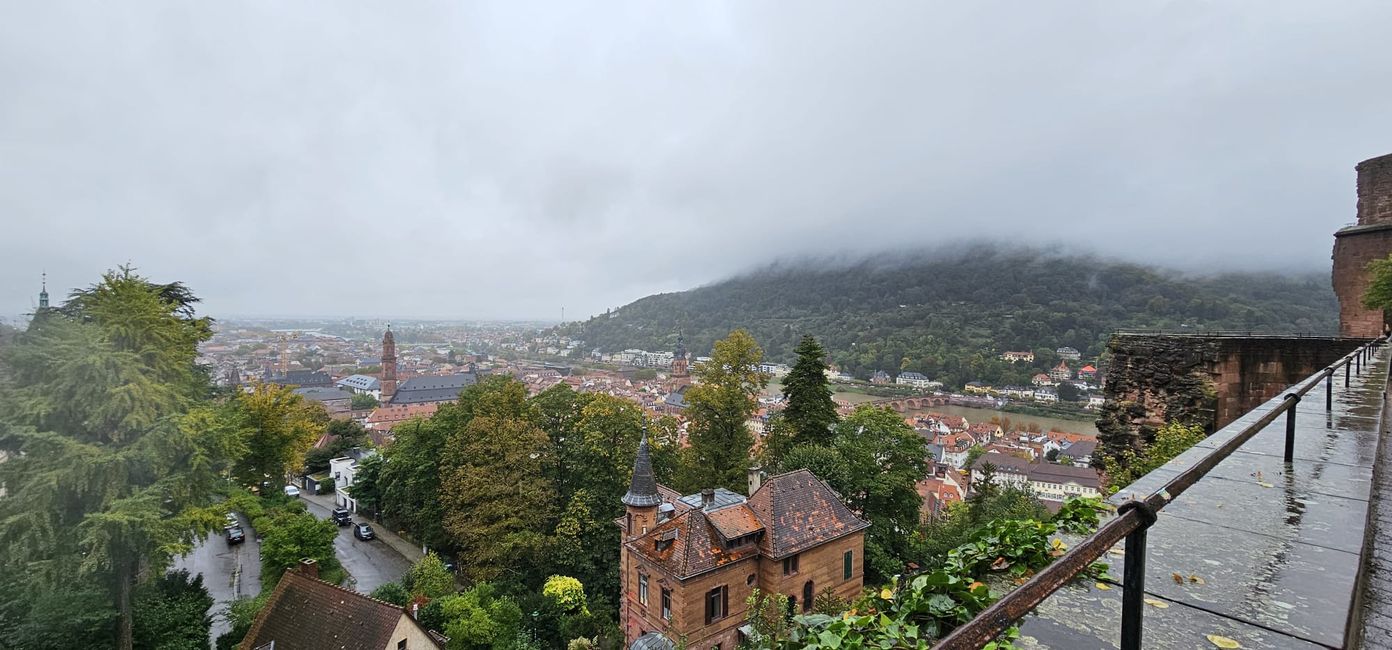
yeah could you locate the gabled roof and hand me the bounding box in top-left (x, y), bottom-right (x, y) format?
top-left (745, 469), bottom-right (870, 560)
top-left (629, 508), bottom-right (761, 579)
top-left (240, 569), bottom-right (439, 650)
top-left (389, 372), bottom-right (477, 404)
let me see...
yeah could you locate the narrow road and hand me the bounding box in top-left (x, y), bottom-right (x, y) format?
top-left (172, 513), bottom-right (261, 644)
top-left (300, 496), bottom-right (413, 594)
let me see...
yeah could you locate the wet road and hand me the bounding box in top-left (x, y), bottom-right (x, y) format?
top-left (172, 514), bottom-right (261, 644)
top-left (300, 496), bottom-right (412, 594)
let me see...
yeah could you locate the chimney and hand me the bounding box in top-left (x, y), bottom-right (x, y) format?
top-left (700, 488), bottom-right (715, 509)
top-left (747, 466), bottom-right (764, 495)
top-left (298, 558), bottom-right (319, 579)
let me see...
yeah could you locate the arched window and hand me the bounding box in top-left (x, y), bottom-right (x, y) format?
top-left (802, 581), bottom-right (814, 612)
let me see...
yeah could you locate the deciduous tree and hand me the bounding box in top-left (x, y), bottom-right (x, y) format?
top-left (677, 329), bottom-right (768, 492)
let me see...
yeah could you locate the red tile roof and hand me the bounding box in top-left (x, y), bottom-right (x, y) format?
top-left (745, 469), bottom-right (870, 560)
top-left (240, 568), bottom-right (438, 650)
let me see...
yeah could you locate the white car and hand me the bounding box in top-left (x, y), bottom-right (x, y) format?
top-left (283, 485), bottom-right (301, 497)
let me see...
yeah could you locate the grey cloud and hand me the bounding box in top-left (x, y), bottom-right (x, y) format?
top-left (2, 1), bottom-right (1389, 320)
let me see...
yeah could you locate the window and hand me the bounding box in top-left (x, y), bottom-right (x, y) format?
top-left (782, 554), bottom-right (799, 576)
top-left (639, 574), bottom-right (649, 607)
top-left (802, 581), bottom-right (814, 612)
top-left (661, 588), bottom-right (672, 620)
top-left (704, 585), bottom-right (728, 624)
top-left (746, 573), bottom-right (756, 586)
top-left (626, 513), bottom-right (632, 534)
top-left (843, 549), bottom-right (854, 580)
top-left (397, 641), bottom-right (407, 650)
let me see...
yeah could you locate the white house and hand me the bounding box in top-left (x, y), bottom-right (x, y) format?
top-left (330, 448), bottom-right (378, 513)
top-left (897, 371), bottom-right (935, 389)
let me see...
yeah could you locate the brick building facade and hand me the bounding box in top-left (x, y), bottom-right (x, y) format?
top-left (618, 436), bottom-right (868, 649)
top-left (1333, 152), bottom-right (1392, 337)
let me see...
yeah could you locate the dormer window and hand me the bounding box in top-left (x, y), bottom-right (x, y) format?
top-left (655, 529), bottom-right (678, 552)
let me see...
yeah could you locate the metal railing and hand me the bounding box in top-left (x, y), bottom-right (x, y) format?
top-left (935, 337), bottom-right (1387, 650)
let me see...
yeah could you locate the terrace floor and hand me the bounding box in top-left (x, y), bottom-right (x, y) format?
top-left (1016, 346), bottom-right (1389, 649)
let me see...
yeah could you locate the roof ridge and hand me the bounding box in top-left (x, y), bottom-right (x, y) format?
top-left (289, 569), bottom-right (407, 611)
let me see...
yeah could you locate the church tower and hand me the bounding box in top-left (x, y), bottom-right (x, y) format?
top-left (670, 330), bottom-right (689, 379)
top-left (381, 325), bottom-right (398, 403)
top-left (38, 273), bottom-right (49, 310)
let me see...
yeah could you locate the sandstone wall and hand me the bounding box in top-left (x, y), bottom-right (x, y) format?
top-left (1097, 334), bottom-right (1364, 463)
top-left (1333, 153), bottom-right (1392, 337)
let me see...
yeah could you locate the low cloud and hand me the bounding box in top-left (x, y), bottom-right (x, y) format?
top-left (2, 2), bottom-right (1387, 319)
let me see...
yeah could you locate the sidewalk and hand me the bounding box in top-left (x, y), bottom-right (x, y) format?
top-left (300, 490), bottom-right (426, 564)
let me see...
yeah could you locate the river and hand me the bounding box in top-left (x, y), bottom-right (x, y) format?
top-left (901, 403), bottom-right (1100, 436)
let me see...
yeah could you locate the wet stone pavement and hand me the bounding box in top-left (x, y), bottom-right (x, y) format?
top-left (1017, 346), bottom-right (1389, 649)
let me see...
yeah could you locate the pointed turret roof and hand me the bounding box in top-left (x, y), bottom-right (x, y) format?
top-left (623, 431), bottom-right (663, 507)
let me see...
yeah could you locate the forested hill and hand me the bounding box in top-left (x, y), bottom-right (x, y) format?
top-left (557, 247), bottom-right (1338, 387)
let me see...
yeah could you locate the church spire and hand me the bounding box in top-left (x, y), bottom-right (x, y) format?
top-left (381, 324), bottom-right (398, 403)
top-left (622, 429), bottom-right (662, 507)
top-left (38, 272), bottom-right (49, 309)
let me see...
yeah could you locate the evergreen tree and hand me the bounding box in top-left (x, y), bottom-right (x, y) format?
top-left (676, 329), bottom-right (768, 492)
top-left (781, 335), bottom-right (838, 448)
top-left (0, 268), bottom-right (234, 650)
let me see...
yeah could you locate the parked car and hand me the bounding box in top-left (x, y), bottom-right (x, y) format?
top-left (225, 512), bottom-right (240, 527)
top-left (353, 523), bottom-right (375, 541)
top-left (331, 508), bottom-right (352, 526)
top-left (283, 485), bottom-right (301, 497)
top-left (225, 526), bottom-right (245, 545)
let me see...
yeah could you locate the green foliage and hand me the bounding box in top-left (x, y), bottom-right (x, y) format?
top-left (229, 382), bottom-right (326, 487)
top-left (370, 581), bottom-right (411, 606)
top-left (630, 368), bottom-right (658, 381)
top-left (347, 453), bottom-right (385, 515)
top-left (777, 405), bottom-right (928, 583)
top-left (419, 583), bottom-right (525, 650)
top-left (963, 444), bottom-right (987, 469)
top-left (561, 248), bottom-right (1337, 387)
top-left (760, 496), bottom-right (1106, 648)
top-left (132, 570), bottom-right (214, 650)
top-left (1364, 253), bottom-right (1392, 312)
top-left (0, 267), bottom-right (232, 650)
top-left (915, 485), bottom-right (1047, 570)
top-left (542, 575), bottom-right (587, 614)
top-left (781, 336), bottom-right (838, 447)
top-left (441, 414), bottom-right (554, 584)
top-left (1102, 421), bottom-right (1206, 494)
top-left (406, 552), bottom-right (457, 599)
top-left (351, 392), bottom-right (380, 410)
top-left (257, 507), bottom-right (342, 590)
top-left (677, 329), bottom-right (768, 493)
top-left (214, 593), bottom-right (269, 650)
top-left (744, 589), bottom-right (794, 647)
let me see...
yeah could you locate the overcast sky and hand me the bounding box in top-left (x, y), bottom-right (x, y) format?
top-left (2, 2), bottom-right (1390, 320)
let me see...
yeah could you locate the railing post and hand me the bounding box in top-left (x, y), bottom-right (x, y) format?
top-left (1284, 393), bottom-right (1300, 463)
top-left (1356, 352), bottom-right (1362, 374)
top-left (1326, 370), bottom-right (1333, 411)
top-left (1118, 501), bottom-right (1158, 650)
top-left (1347, 361), bottom-right (1352, 387)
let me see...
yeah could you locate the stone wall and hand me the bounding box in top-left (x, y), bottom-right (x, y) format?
top-left (1096, 334), bottom-right (1365, 463)
top-left (1333, 152), bottom-right (1392, 337)
top-left (1358, 153), bottom-right (1392, 226)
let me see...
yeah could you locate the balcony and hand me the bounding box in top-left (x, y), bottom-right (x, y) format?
top-left (938, 339), bottom-right (1389, 649)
